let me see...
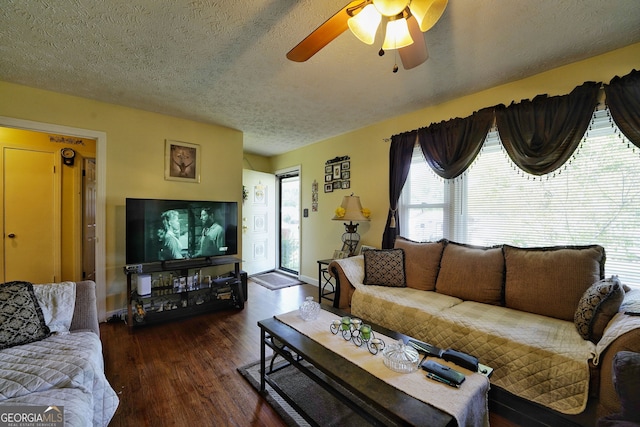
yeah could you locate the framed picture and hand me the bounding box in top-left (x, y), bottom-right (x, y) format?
top-left (341, 161), bottom-right (350, 170)
top-left (333, 181), bottom-right (341, 189)
top-left (333, 250), bottom-right (348, 260)
top-left (324, 183), bottom-right (333, 193)
top-left (341, 180), bottom-right (350, 189)
top-left (333, 164), bottom-right (341, 180)
top-left (165, 140), bottom-right (200, 183)
top-left (341, 171), bottom-right (350, 179)
top-left (325, 165), bottom-right (333, 174)
top-left (325, 174), bottom-right (332, 182)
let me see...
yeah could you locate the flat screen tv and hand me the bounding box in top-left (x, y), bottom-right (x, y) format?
top-left (126, 198), bottom-right (238, 265)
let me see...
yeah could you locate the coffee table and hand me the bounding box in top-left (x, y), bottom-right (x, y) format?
top-left (258, 305), bottom-right (466, 426)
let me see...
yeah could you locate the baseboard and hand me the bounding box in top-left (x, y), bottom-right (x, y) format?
top-left (298, 274), bottom-right (318, 287)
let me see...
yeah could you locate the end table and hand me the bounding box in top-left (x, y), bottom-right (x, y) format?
top-left (317, 259), bottom-right (336, 306)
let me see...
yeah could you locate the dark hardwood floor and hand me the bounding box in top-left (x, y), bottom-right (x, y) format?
top-left (101, 281), bottom-right (519, 426)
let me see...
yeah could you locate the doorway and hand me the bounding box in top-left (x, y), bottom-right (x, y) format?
top-left (0, 117), bottom-right (107, 320)
top-left (278, 170), bottom-right (300, 274)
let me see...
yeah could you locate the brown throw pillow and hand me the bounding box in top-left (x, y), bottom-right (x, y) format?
top-left (504, 245), bottom-right (605, 321)
top-left (363, 249), bottom-right (406, 287)
top-left (574, 276), bottom-right (624, 342)
top-left (435, 241), bottom-right (504, 305)
top-left (394, 236), bottom-right (445, 291)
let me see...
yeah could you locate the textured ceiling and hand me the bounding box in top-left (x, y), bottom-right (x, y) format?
top-left (1, 0), bottom-right (639, 156)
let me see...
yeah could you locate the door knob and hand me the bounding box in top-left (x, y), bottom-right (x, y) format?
top-left (7, 233), bottom-right (16, 238)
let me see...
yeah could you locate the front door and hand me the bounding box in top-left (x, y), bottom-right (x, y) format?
top-left (241, 169), bottom-right (276, 276)
top-left (3, 147), bottom-right (59, 283)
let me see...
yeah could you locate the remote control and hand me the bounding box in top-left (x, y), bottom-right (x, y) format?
top-left (407, 339), bottom-right (442, 357)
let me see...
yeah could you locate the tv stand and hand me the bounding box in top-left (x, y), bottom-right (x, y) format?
top-left (124, 256), bottom-right (244, 332)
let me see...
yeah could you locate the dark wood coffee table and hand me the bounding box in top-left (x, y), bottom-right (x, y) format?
top-left (258, 305), bottom-right (457, 426)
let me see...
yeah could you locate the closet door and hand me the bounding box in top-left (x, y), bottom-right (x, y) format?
top-left (3, 147), bottom-right (59, 283)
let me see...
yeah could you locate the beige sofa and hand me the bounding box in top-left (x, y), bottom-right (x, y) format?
top-left (329, 238), bottom-right (640, 426)
top-left (0, 280), bottom-right (119, 426)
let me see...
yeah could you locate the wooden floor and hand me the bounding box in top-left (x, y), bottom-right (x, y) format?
top-left (101, 281), bottom-right (519, 426)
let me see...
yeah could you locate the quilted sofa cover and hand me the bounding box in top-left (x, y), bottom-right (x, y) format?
top-left (0, 280), bottom-right (118, 426)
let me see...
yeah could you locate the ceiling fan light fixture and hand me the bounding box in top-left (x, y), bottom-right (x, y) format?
top-left (347, 4), bottom-right (382, 45)
top-left (372, 0), bottom-right (410, 17)
top-left (409, 0), bottom-right (449, 32)
top-left (382, 16), bottom-right (414, 50)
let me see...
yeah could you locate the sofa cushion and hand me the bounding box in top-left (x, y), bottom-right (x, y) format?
top-left (435, 241), bottom-right (504, 305)
top-left (0, 281), bottom-right (51, 350)
top-left (363, 249), bottom-right (406, 287)
top-left (394, 236), bottom-right (445, 291)
top-left (504, 245), bottom-right (605, 321)
top-left (574, 276), bottom-right (625, 342)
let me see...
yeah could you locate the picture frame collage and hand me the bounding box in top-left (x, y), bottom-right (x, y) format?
top-left (324, 155), bottom-right (350, 193)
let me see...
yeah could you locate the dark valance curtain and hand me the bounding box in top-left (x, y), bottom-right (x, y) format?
top-left (417, 107), bottom-right (495, 179)
top-left (495, 81), bottom-right (600, 176)
top-left (381, 131), bottom-right (417, 249)
top-left (604, 69), bottom-right (640, 148)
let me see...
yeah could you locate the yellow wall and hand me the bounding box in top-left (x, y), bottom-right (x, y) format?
top-left (270, 42), bottom-right (640, 282)
top-left (0, 85), bottom-right (243, 313)
top-left (243, 152), bottom-right (272, 173)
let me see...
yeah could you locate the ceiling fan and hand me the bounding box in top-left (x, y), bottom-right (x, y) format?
top-left (286, 0), bottom-right (448, 71)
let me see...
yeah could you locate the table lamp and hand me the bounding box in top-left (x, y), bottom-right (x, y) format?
top-left (332, 194), bottom-right (370, 256)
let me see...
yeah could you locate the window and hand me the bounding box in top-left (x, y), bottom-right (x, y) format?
top-left (399, 108), bottom-right (640, 287)
top-left (398, 147), bottom-right (449, 241)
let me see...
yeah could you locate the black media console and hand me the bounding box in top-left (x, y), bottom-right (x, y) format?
top-left (124, 256), bottom-right (244, 332)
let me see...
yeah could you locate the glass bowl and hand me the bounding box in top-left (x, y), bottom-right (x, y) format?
top-left (382, 340), bottom-right (420, 373)
top-left (299, 296), bottom-right (320, 321)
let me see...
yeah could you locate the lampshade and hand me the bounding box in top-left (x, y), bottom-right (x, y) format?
top-left (382, 16), bottom-right (414, 50)
top-left (372, 0), bottom-right (410, 17)
top-left (408, 0), bottom-right (449, 32)
top-left (332, 195), bottom-right (370, 222)
top-left (347, 4), bottom-right (382, 45)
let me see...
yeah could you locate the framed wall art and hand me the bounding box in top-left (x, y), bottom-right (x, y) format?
top-left (324, 155), bottom-right (350, 192)
top-left (165, 140), bottom-right (201, 183)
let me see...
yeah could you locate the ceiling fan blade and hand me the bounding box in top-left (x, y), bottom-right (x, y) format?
top-left (399, 15), bottom-right (428, 69)
top-left (286, 1), bottom-right (364, 62)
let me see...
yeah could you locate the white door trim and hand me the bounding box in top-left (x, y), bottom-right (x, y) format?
top-left (0, 116), bottom-right (107, 321)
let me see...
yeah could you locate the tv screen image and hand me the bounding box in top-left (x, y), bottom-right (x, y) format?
top-left (126, 198), bottom-right (238, 265)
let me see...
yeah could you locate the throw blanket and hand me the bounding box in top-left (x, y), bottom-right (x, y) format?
top-left (276, 309), bottom-right (490, 427)
top-left (0, 332), bottom-right (119, 427)
top-left (352, 285), bottom-right (595, 414)
top-left (595, 289), bottom-right (640, 363)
